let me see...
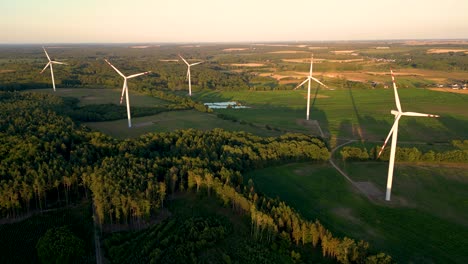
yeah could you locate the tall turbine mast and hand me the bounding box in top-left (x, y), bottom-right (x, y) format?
top-left (40, 47), bottom-right (67, 91)
top-left (294, 54), bottom-right (328, 120)
top-left (179, 55), bottom-right (203, 96)
top-left (378, 69), bottom-right (439, 201)
top-left (104, 59), bottom-right (151, 128)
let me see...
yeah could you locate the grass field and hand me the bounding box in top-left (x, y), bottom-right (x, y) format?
top-left (85, 109), bottom-right (283, 138)
top-left (193, 89), bottom-right (468, 142)
top-left (32, 88), bottom-right (170, 107)
top-left (245, 162), bottom-right (468, 263)
top-left (29, 85), bottom-right (468, 143)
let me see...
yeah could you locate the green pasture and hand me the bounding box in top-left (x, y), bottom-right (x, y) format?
top-left (193, 89), bottom-right (468, 142)
top-left (28, 87), bottom-right (468, 142)
top-left (245, 162), bottom-right (468, 263)
top-left (84, 110), bottom-right (283, 139)
top-left (32, 88), bottom-right (169, 107)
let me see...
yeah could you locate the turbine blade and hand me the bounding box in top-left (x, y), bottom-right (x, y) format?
top-left (51, 61), bottom-right (67, 65)
top-left (104, 59), bottom-right (126, 78)
top-left (43, 47), bottom-right (51, 61)
top-left (186, 68), bottom-right (190, 79)
top-left (294, 78), bottom-right (309, 90)
top-left (309, 54), bottom-right (313, 77)
top-left (127, 71), bottom-right (151, 79)
top-left (391, 69), bottom-right (402, 112)
top-left (378, 115), bottom-right (401, 158)
top-left (179, 55), bottom-right (190, 66)
top-left (190, 61), bottom-right (203, 66)
top-left (402, 112), bottom-right (439, 117)
top-left (40, 62), bottom-right (51, 74)
top-left (310, 77), bottom-right (328, 88)
top-left (120, 80), bottom-right (126, 104)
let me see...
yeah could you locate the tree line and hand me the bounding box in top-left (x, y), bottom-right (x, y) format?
top-left (340, 145), bottom-right (468, 163)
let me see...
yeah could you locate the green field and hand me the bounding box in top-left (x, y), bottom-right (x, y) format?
top-left (29, 87), bottom-right (468, 142)
top-left (193, 89), bottom-right (468, 142)
top-left (85, 109), bottom-right (283, 138)
top-left (245, 162), bottom-right (468, 263)
top-left (31, 88), bottom-right (169, 107)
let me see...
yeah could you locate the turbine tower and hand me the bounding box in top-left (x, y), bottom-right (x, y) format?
top-left (105, 59), bottom-right (151, 128)
top-left (294, 54), bottom-right (328, 120)
top-left (378, 69), bottom-right (439, 201)
top-left (40, 47), bottom-right (67, 91)
top-left (179, 55), bottom-right (203, 96)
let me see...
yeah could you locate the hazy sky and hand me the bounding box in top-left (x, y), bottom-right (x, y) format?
top-left (1, 0), bottom-right (467, 43)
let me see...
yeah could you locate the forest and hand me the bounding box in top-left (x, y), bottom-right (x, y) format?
top-left (0, 91), bottom-right (392, 263)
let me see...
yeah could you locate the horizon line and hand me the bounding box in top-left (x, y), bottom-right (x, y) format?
top-left (1, 38), bottom-right (468, 46)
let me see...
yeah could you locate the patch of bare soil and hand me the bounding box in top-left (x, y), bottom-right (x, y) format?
top-left (299, 93), bottom-right (330, 99)
top-left (331, 50), bottom-right (355, 54)
top-left (230, 63), bottom-right (265, 67)
top-left (282, 58), bottom-right (326, 63)
top-left (355, 181), bottom-right (383, 199)
top-left (365, 71), bottom-right (423, 76)
top-left (296, 119), bottom-right (324, 137)
top-left (426, 49), bottom-right (468, 54)
top-left (223, 48), bottom-right (248, 51)
top-left (159, 59), bottom-right (179, 62)
top-left (0, 69), bottom-right (15, 73)
top-left (308, 46), bottom-right (328, 50)
top-left (134, 121), bottom-right (155, 128)
top-left (428, 88), bottom-right (468, 94)
top-left (404, 40), bottom-right (468, 46)
top-left (331, 207), bottom-right (361, 224)
top-left (268, 50), bottom-right (308, 54)
top-left (82, 96), bottom-right (98, 100)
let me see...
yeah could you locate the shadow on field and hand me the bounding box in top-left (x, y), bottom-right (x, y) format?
top-left (307, 83), bottom-right (330, 137)
top-left (337, 87), bottom-right (392, 141)
top-left (193, 90), bottom-right (233, 102)
top-left (309, 106), bottom-right (330, 137)
top-left (437, 115), bottom-right (468, 140)
top-left (347, 86), bottom-right (364, 140)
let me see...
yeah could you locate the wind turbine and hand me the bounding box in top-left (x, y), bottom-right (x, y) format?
top-left (294, 54), bottom-right (328, 120)
top-left (179, 55), bottom-right (203, 96)
top-left (104, 59), bottom-right (151, 128)
top-left (40, 47), bottom-right (67, 91)
top-left (377, 69), bottom-right (439, 201)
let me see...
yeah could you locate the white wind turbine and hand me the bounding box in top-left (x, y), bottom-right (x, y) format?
top-left (105, 59), bottom-right (151, 128)
top-left (179, 55), bottom-right (203, 96)
top-left (294, 54), bottom-right (328, 120)
top-left (40, 47), bottom-right (67, 91)
top-left (378, 69), bottom-right (439, 201)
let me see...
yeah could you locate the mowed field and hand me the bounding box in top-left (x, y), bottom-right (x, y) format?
top-left (245, 162), bottom-right (468, 263)
top-left (29, 85), bottom-right (468, 144)
top-left (85, 109), bottom-right (282, 138)
top-left (32, 88), bottom-right (169, 107)
top-left (193, 88), bottom-right (468, 142)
